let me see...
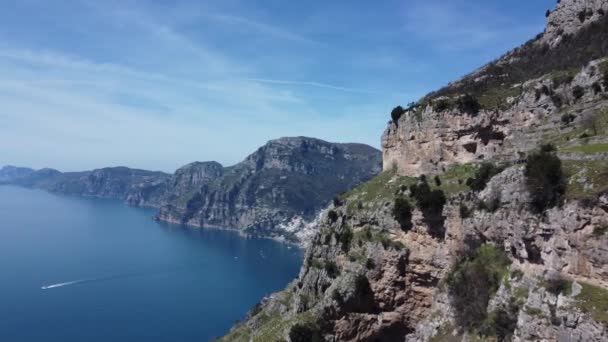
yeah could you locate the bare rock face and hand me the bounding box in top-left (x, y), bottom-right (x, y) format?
top-left (154, 137), bottom-right (382, 243)
top-left (542, 0), bottom-right (608, 48)
top-left (382, 57), bottom-right (608, 176)
top-left (381, 109), bottom-right (507, 176)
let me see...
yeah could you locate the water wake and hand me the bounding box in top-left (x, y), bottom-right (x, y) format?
top-left (40, 265), bottom-right (201, 290)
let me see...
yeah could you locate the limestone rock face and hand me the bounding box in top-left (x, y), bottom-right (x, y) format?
top-left (542, 0), bottom-right (608, 48)
top-left (382, 58), bottom-right (608, 176)
top-left (223, 164), bottom-right (608, 341)
top-left (155, 137), bottom-right (382, 243)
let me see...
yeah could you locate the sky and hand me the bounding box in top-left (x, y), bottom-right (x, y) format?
top-left (0, 0), bottom-right (556, 172)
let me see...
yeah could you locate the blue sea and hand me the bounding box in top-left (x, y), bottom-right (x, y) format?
top-left (0, 186), bottom-right (303, 341)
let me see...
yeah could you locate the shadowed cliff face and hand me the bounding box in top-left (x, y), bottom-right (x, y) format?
top-left (151, 137), bottom-right (382, 243)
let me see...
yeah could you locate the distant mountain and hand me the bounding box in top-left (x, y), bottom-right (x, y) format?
top-left (147, 137), bottom-right (382, 242)
top-left (2, 137), bottom-right (381, 243)
top-left (4, 166), bottom-right (170, 200)
top-left (0, 165), bottom-right (35, 182)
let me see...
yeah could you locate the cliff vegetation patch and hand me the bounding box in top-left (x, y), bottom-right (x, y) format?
top-left (524, 145), bottom-right (566, 213)
top-left (445, 244), bottom-right (510, 332)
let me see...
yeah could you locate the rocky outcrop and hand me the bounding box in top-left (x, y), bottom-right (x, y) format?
top-left (154, 137), bottom-right (382, 243)
top-left (542, 0), bottom-right (608, 48)
top-left (383, 58), bottom-right (608, 176)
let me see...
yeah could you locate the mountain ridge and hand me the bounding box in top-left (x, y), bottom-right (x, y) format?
top-left (2, 136), bottom-right (381, 244)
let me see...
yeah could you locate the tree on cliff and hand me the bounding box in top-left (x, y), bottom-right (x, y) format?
top-left (391, 106), bottom-right (406, 123)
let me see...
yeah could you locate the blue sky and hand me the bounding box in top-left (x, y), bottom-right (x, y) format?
top-left (0, 0), bottom-right (555, 172)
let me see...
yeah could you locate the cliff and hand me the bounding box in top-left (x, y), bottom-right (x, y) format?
top-left (151, 137), bottom-right (382, 243)
top-left (221, 0), bottom-right (608, 341)
top-left (2, 137), bottom-right (381, 244)
top-left (3, 166), bottom-right (170, 200)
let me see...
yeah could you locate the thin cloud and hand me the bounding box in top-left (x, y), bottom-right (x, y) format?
top-left (207, 13), bottom-right (318, 45)
top-left (243, 78), bottom-right (385, 94)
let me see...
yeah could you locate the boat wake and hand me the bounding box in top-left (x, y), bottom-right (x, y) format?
top-left (41, 280), bottom-right (86, 290)
top-left (40, 264), bottom-right (201, 290)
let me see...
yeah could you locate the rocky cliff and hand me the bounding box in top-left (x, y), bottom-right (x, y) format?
top-left (2, 137), bottom-right (381, 244)
top-left (151, 137), bottom-right (382, 243)
top-left (221, 1), bottom-right (608, 341)
top-left (3, 166), bottom-right (170, 200)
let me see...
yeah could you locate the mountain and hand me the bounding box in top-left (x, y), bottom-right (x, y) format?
top-left (131, 137), bottom-right (382, 242)
top-left (2, 137), bottom-right (381, 243)
top-left (5, 166), bottom-right (170, 199)
top-left (222, 1), bottom-right (608, 341)
top-left (0, 165), bottom-right (34, 182)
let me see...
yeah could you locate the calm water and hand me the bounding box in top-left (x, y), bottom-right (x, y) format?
top-left (0, 186), bottom-right (303, 341)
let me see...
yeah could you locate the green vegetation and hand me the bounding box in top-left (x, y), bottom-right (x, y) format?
top-left (477, 85), bottom-right (523, 110)
top-left (561, 113), bottom-right (576, 125)
top-left (410, 177), bottom-right (447, 238)
top-left (466, 162), bottom-right (504, 192)
top-left (524, 145), bottom-right (565, 213)
top-left (575, 282), bottom-right (608, 325)
top-left (601, 60), bottom-right (608, 88)
top-left (310, 258), bottom-right (324, 270)
top-left (525, 307), bottom-right (544, 317)
top-left (392, 197), bottom-right (413, 231)
top-left (478, 300), bottom-right (520, 341)
top-left (391, 106), bottom-right (406, 123)
top-left (456, 94), bottom-right (481, 115)
top-left (339, 226), bottom-right (354, 253)
top-left (446, 244), bottom-right (511, 330)
top-left (550, 68), bottom-right (578, 87)
top-left (593, 225), bottom-right (608, 236)
top-left (218, 300), bottom-right (318, 342)
top-left (327, 209), bottom-right (338, 223)
top-left (572, 85), bottom-right (585, 100)
top-left (424, 12), bottom-right (608, 109)
top-left (289, 320), bottom-right (323, 342)
top-left (344, 164), bottom-right (477, 216)
top-left (435, 163), bottom-right (478, 194)
top-left (562, 160), bottom-right (608, 200)
top-left (343, 170), bottom-right (417, 214)
top-left (563, 143), bottom-right (608, 154)
top-left (354, 227), bottom-right (404, 251)
top-left (324, 260), bottom-right (340, 278)
top-left (459, 204), bottom-right (472, 219)
top-left (541, 276), bottom-right (572, 296)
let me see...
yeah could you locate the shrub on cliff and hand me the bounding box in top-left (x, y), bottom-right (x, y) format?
top-left (434, 99), bottom-right (451, 112)
top-left (339, 227), bottom-right (354, 253)
top-left (391, 106), bottom-right (406, 123)
top-left (392, 197), bottom-right (413, 231)
top-left (289, 322), bottom-right (323, 342)
top-left (561, 113), bottom-right (576, 125)
top-left (410, 179), bottom-right (446, 238)
top-left (456, 94), bottom-right (481, 115)
top-left (327, 209), bottom-right (338, 223)
top-left (572, 85), bottom-right (585, 100)
top-left (466, 163), bottom-right (504, 192)
top-left (525, 147), bottom-right (565, 213)
top-left (446, 244), bottom-right (510, 330)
